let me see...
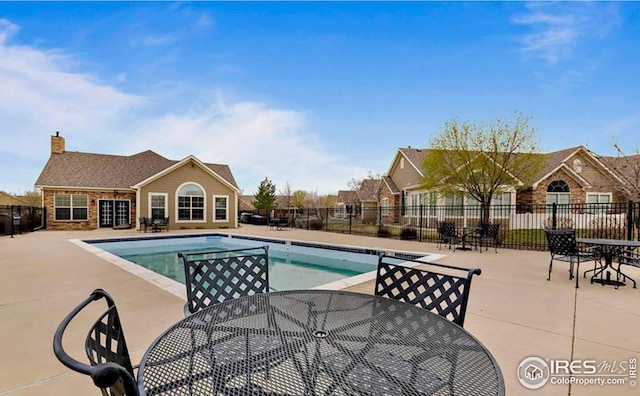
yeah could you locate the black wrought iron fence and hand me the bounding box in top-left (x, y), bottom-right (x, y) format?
top-left (266, 201), bottom-right (640, 251)
top-left (0, 205), bottom-right (45, 237)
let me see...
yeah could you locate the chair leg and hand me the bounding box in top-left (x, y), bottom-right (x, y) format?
top-left (568, 259), bottom-right (574, 280)
top-left (575, 261), bottom-right (580, 288)
top-left (548, 258), bottom-right (553, 281)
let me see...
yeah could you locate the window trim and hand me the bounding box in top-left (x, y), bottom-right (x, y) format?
top-left (148, 192), bottom-right (168, 220)
top-left (175, 182), bottom-right (206, 223)
top-left (586, 192), bottom-right (612, 214)
top-left (213, 194), bottom-right (229, 222)
top-left (381, 197), bottom-right (389, 216)
top-left (54, 193), bottom-right (88, 222)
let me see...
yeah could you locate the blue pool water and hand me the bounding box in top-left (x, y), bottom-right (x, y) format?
top-left (88, 234), bottom-right (386, 290)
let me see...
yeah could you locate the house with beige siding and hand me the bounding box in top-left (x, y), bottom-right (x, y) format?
top-left (377, 145), bottom-right (636, 226)
top-left (35, 133), bottom-right (240, 231)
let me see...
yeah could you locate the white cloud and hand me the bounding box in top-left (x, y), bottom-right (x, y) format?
top-left (0, 21), bottom-right (364, 195)
top-left (0, 18), bottom-right (19, 43)
top-left (130, 34), bottom-right (177, 47)
top-left (512, 2), bottom-right (620, 64)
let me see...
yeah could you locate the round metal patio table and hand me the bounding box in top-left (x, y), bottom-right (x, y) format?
top-left (138, 290), bottom-right (504, 396)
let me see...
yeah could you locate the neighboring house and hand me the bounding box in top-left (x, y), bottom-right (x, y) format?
top-left (35, 133), bottom-right (240, 231)
top-left (0, 191), bottom-right (30, 206)
top-left (237, 195), bottom-right (296, 214)
top-left (335, 190), bottom-right (357, 218)
top-left (238, 195), bottom-right (255, 213)
top-left (518, 146), bottom-right (630, 210)
top-left (356, 179), bottom-right (380, 223)
top-left (596, 153), bottom-right (640, 201)
top-left (379, 145), bottom-right (634, 225)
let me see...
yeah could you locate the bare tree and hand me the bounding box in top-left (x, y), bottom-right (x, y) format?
top-left (17, 189), bottom-right (42, 207)
top-left (278, 181), bottom-right (293, 210)
top-left (348, 171), bottom-right (383, 204)
top-left (421, 113), bottom-right (544, 222)
top-left (610, 142), bottom-right (640, 200)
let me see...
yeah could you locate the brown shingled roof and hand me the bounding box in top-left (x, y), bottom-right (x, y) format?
top-left (599, 154), bottom-right (640, 196)
top-left (357, 179), bottom-right (380, 202)
top-left (35, 150), bottom-right (238, 189)
top-left (398, 147), bottom-right (429, 172)
top-left (530, 146), bottom-right (583, 182)
top-left (381, 176), bottom-right (400, 194)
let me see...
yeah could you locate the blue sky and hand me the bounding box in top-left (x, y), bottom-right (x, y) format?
top-left (1, 1), bottom-right (639, 195)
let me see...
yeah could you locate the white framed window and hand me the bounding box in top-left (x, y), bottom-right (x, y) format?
top-left (425, 191), bottom-right (438, 216)
top-left (444, 192), bottom-right (464, 217)
top-left (546, 180), bottom-right (571, 214)
top-left (491, 192), bottom-right (512, 217)
top-left (400, 157), bottom-right (405, 169)
top-left (54, 194), bottom-right (88, 221)
top-left (149, 193), bottom-right (168, 221)
top-left (410, 194), bottom-right (419, 216)
top-left (465, 194), bottom-right (481, 218)
top-left (587, 193), bottom-right (611, 214)
top-left (381, 198), bottom-right (389, 216)
top-left (213, 195), bottom-right (229, 222)
top-left (176, 183), bottom-right (205, 222)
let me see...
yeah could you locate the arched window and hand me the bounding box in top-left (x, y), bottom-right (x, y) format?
top-left (177, 183), bottom-right (205, 221)
top-left (546, 180), bottom-right (570, 206)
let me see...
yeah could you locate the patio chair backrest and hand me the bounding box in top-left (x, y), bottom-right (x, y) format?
top-left (480, 223), bottom-right (500, 238)
top-left (53, 289), bottom-right (138, 396)
top-left (439, 221), bottom-right (458, 238)
top-left (180, 246), bottom-right (270, 315)
top-left (374, 253), bottom-right (481, 327)
top-left (544, 228), bottom-right (579, 256)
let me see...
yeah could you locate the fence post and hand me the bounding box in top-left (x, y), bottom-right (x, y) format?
top-left (628, 200), bottom-right (634, 241)
top-left (325, 208), bottom-right (329, 232)
top-left (10, 205), bottom-right (14, 238)
top-left (418, 204), bottom-right (423, 242)
top-left (349, 208), bottom-right (352, 234)
top-left (378, 206), bottom-right (382, 232)
top-left (551, 203), bottom-right (557, 229)
top-left (306, 209), bottom-right (310, 230)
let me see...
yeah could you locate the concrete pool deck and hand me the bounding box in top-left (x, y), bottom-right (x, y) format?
top-left (1, 225), bottom-right (639, 395)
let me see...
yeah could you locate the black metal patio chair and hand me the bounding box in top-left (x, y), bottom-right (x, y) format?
top-left (374, 253), bottom-right (482, 327)
top-left (179, 245), bottom-right (271, 316)
top-left (53, 289), bottom-right (139, 396)
top-left (616, 249), bottom-right (639, 289)
top-left (474, 222), bottom-right (501, 253)
top-left (544, 228), bottom-right (599, 288)
top-left (437, 221), bottom-right (461, 251)
top-left (139, 217), bottom-right (153, 233)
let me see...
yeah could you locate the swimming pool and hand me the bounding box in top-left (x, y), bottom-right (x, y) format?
top-left (79, 233), bottom-right (440, 295)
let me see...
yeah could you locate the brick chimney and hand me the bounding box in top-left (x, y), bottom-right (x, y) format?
top-left (51, 131), bottom-right (65, 154)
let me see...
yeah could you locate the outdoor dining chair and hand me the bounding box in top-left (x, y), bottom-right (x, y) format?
top-left (179, 245), bottom-right (271, 316)
top-left (139, 217), bottom-right (153, 233)
top-left (374, 253), bottom-right (482, 327)
top-left (544, 228), bottom-right (599, 288)
top-left (616, 249), bottom-right (639, 289)
top-left (53, 289), bottom-right (139, 396)
top-left (437, 221), bottom-right (461, 251)
top-left (474, 222), bottom-right (501, 253)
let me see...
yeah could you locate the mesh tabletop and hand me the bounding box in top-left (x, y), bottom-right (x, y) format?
top-left (139, 290), bottom-right (504, 396)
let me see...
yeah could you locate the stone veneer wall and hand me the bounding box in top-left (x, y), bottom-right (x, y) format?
top-left (531, 169), bottom-right (585, 205)
top-left (378, 183), bottom-right (399, 224)
top-left (43, 189), bottom-right (136, 230)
